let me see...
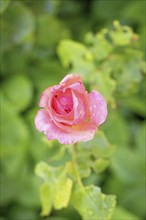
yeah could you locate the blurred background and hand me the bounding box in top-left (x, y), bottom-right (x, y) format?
top-left (0, 0), bottom-right (145, 220)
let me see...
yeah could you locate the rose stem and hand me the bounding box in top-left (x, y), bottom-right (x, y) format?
top-left (72, 143), bottom-right (84, 189)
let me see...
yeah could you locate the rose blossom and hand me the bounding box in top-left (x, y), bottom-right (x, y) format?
top-left (35, 74), bottom-right (107, 144)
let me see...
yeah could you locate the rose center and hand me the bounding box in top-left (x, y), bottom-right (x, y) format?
top-left (52, 89), bottom-right (73, 115)
top-left (58, 95), bottom-right (73, 114)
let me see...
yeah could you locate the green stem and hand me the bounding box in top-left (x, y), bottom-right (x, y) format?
top-left (72, 143), bottom-right (84, 189)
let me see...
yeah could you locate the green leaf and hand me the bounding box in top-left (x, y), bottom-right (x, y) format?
top-left (54, 178), bottom-right (73, 209)
top-left (77, 162), bottom-right (91, 178)
top-left (35, 162), bottom-right (73, 216)
top-left (102, 110), bottom-right (129, 147)
top-left (85, 30), bottom-right (112, 61)
top-left (41, 138), bottom-right (66, 162)
top-left (108, 48), bottom-right (143, 95)
top-left (57, 39), bottom-right (95, 76)
top-left (1, 1), bottom-right (35, 51)
top-left (35, 162), bottom-right (55, 181)
top-left (80, 131), bottom-right (115, 158)
top-left (93, 69), bottom-right (116, 103)
top-left (71, 185), bottom-right (116, 220)
top-left (68, 132), bottom-right (114, 178)
top-left (0, 0), bottom-right (10, 14)
top-left (111, 207), bottom-right (140, 220)
top-left (72, 131), bottom-right (114, 179)
top-left (2, 75), bottom-right (33, 112)
top-left (109, 20), bottom-right (138, 46)
top-left (115, 55), bottom-right (142, 96)
top-left (91, 158), bottom-right (109, 174)
top-left (40, 183), bottom-right (53, 216)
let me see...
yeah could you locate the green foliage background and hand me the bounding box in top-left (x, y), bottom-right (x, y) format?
top-left (0, 0), bottom-right (145, 220)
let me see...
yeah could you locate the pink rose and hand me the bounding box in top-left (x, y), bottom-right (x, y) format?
top-left (35, 74), bottom-right (107, 144)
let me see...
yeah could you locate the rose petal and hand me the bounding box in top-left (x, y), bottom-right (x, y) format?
top-left (69, 82), bottom-right (90, 122)
top-left (56, 122), bottom-right (96, 144)
top-left (88, 90), bottom-right (108, 126)
top-left (72, 91), bottom-right (86, 124)
top-left (39, 85), bottom-right (73, 131)
top-left (39, 87), bottom-right (52, 108)
top-left (57, 89), bottom-right (73, 113)
top-left (53, 112), bottom-right (74, 125)
top-left (60, 74), bottom-right (82, 87)
top-left (39, 84), bottom-right (62, 108)
top-left (68, 79), bottom-right (83, 89)
top-left (51, 88), bottom-right (74, 125)
top-left (52, 98), bottom-right (74, 125)
top-left (35, 109), bottom-right (52, 132)
top-left (52, 97), bottom-right (67, 115)
top-left (35, 109), bottom-right (97, 144)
